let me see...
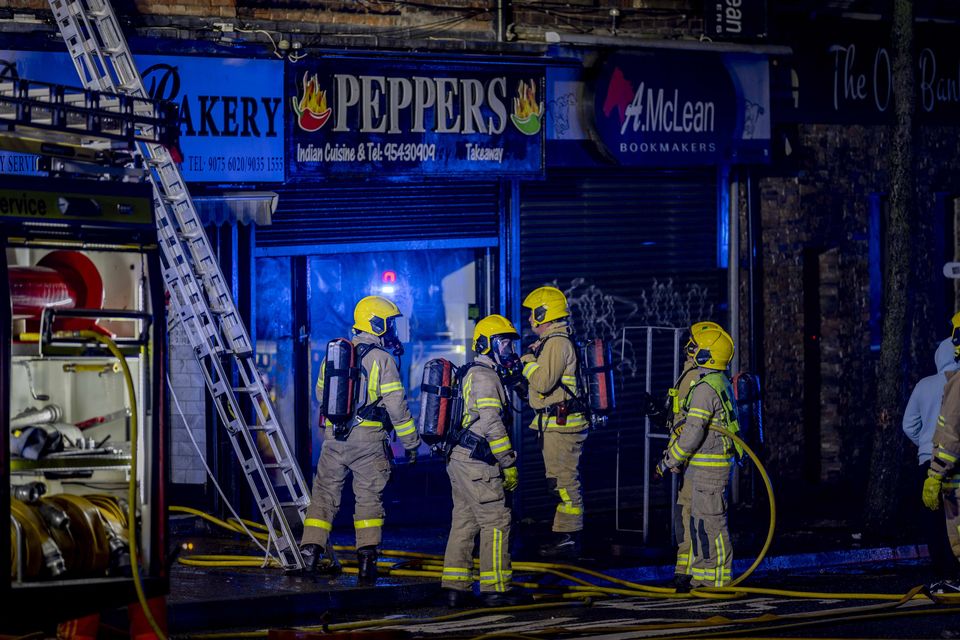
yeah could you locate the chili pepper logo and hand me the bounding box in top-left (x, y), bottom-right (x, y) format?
top-left (292, 72), bottom-right (332, 132)
top-left (510, 79), bottom-right (543, 136)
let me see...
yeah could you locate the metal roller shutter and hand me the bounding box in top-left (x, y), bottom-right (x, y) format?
top-left (257, 180), bottom-right (501, 249)
top-left (517, 168), bottom-right (726, 529)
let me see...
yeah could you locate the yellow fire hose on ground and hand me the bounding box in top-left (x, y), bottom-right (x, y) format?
top-left (174, 426), bottom-right (773, 591)
top-left (171, 423), bottom-right (960, 640)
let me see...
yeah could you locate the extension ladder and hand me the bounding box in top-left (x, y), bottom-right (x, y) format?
top-left (45, 0), bottom-right (308, 569)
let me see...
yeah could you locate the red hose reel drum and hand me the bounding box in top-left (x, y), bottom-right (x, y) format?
top-left (9, 250), bottom-right (104, 332)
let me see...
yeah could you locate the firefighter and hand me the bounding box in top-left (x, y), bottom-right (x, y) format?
top-left (655, 327), bottom-right (740, 591)
top-left (442, 314), bottom-right (528, 607)
top-left (296, 295), bottom-right (421, 585)
top-left (520, 286), bottom-right (587, 559)
top-left (923, 312), bottom-right (960, 593)
top-left (662, 321), bottom-right (722, 582)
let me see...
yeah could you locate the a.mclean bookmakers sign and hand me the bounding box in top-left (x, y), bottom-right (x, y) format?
top-left (286, 55), bottom-right (545, 178)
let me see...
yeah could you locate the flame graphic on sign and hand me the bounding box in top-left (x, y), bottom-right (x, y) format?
top-left (291, 72), bottom-right (332, 132)
top-left (510, 79), bottom-right (544, 136)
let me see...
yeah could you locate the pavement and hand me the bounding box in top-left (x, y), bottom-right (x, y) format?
top-left (160, 511), bottom-right (952, 638)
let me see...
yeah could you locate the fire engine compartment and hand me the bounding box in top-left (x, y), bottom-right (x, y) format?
top-left (2, 175), bottom-right (167, 621)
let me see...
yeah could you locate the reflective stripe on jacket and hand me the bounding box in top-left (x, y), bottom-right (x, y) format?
top-left (451, 354), bottom-right (517, 469)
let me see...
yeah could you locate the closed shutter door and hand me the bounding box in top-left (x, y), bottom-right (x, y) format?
top-left (518, 169), bottom-right (725, 524)
top-left (257, 180), bottom-right (501, 250)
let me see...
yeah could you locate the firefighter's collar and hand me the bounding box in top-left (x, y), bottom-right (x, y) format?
top-left (544, 321), bottom-right (571, 337)
top-left (352, 332), bottom-right (381, 346)
top-left (475, 354), bottom-right (497, 369)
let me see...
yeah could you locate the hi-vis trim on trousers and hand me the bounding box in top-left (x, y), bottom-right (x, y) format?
top-left (541, 430), bottom-right (586, 532)
top-left (302, 438), bottom-right (391, 549)
top-left (442, 566), bottom-right (473, 582)
top-left (479, 527), bottom-right (510, 592)
top-left (305, 518), bottom-right (332, 531)
top-left (557, 487), bottom-right (583, 515)
top-left (442, 460), bottom-right (513, 593)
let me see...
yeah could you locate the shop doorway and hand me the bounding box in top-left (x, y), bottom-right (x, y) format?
top-left (255, 247), bottom-right (490, 529)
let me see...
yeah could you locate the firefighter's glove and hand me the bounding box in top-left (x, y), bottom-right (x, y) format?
top-left (923, 474), bottom-right (944, 511)
top-left (404, 447), bottom-right (418, 466)
top-left (502, 466), bottom-right (519, 492)
top-left (521, 353), bottom-right (536, 364)
top-left (639, 392), bottom-right (658, 417)
top-left (653, 459), bottom-right (670, 482)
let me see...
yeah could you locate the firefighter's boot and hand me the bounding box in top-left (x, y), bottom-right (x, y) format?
top-left (538, 532), bottom-right (581, 559)
top-left (444, 588), bottom-right (478, 608)
top-left (481, 589), bottom-right (532, 607)
top-left (357, 546), bottom-right (379, 586)
top-left (671, 573), bottom-right (693, 593)
top-left (289, 544), bottom-right (341, 578)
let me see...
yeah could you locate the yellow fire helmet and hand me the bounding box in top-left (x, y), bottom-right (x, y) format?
top-left (522, 286), bottom-right (569, 326)
top-left (353, 295), bottom-right (402, 337)
top-left (952, 311), bottom-right (960, 357)
top-left (692, 328), bottom-right (735, 371)
top-left (474, 314), bottom-right (520, 355)
top-left (685, 321), bottom-right (723, 356)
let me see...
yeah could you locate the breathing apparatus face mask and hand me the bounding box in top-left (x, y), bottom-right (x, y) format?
top-left (382, 316), bottom-right (404, 357)
top-left (491, 335), bottom-right (522, 382)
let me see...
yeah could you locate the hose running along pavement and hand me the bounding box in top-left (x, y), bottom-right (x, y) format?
top-left (19, 331), bottom-right (167, 640)
top-left (175, 423), bottom-right (955, 639)
top-left (176, 425), bottom-right (772, 586)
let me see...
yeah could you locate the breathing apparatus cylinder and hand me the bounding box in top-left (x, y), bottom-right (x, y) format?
top-left (579, 338), bottom-right (615, 417)
top-left (418, 358), bottom-right (458, 447)
top-left (322, 338), bottom-right (359, 426)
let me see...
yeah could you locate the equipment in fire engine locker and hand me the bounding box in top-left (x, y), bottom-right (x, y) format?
top-left (9, 249), bottom-right (104, 333)
top-left (7, 241), bottom-right (148, 588)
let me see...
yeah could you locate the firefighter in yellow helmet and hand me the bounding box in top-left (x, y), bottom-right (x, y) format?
top-left (297, 295), bottom-right (421, 584)
top-left (520, 286), bottom-right (587, 558)
top-left (922, 311), bottom-right (960, 593)
top-left (655, 327), bottom-right (741, 591)
top-left (650, 321), bottom-right (722, 582)
top-left (442, 315), bottom-right (529, 607)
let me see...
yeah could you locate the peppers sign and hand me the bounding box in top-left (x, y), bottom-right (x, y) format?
top-left (0, 51), bottom-right (283, 182)
top-left (286, 59), bottom-right (545, 177)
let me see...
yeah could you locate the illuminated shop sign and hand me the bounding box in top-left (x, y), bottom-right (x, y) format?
top-left (286, 58), bottom-right (545, 178)
top-left (0, 51), bottom-right (284, 182)
top-left (547, 50), bottom-right (770, 167)
top-left (783, 22), bottom-right (960, 124)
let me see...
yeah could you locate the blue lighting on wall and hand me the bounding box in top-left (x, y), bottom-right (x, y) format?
top-left (718, 167), bottom-right (730, 269)
top-left (868, 193), bottom-right (883, 352)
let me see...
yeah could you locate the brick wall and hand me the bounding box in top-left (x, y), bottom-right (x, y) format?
top-left (168, 320), bottom-right (208, 485)
top-left (5, 0), bottom-right (703, 43)
top-left (759, 123), bottom-right (960, 488)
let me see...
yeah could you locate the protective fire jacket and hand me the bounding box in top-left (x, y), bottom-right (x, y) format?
top-left (931, 369), bottom-right (960, 483)
top-left (521, 322), bottom-right (587, 433)
top-left (315, 332), bottom-right (420, 450)
top-left (663, 371), bottom-right (740, 484)
top-left (450, 354), bottom-right (517, 469)
top-left (903, 338), bottom-right (958, 465)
